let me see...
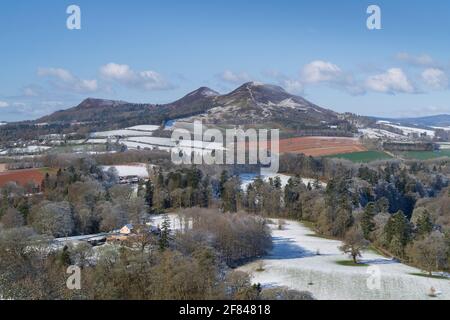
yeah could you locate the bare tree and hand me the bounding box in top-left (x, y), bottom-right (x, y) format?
top-left (339, 227), bottom-right (369, 264)
top-left (408, 231), bottom-right (448, 276)
top-left (1, 207), bottom-right (24, 229)
top-left (30, 201), bottom-right (75, 237)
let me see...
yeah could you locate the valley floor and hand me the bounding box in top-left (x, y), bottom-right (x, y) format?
top-left (238, 220), bottom-right (450, 300)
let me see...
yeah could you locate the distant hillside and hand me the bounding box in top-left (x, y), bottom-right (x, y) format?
top-left (179, 82), bottom-right (345, 131)
top-left (374, 114), bottom-right (450, 128)
top-left (34, 82), bottom-right (350, 131)
top-left (0, 83), bottom-right (358, 143)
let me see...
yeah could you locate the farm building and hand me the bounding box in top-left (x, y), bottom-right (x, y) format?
top-left (120, 224), bottom-right (134, 235)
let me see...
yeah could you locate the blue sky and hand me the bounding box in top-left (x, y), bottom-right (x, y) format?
top-left (1, 0), bottom-right (450, 121)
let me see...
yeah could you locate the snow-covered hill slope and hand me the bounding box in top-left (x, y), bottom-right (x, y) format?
top-left (239, 220), bottom-right (449, 300)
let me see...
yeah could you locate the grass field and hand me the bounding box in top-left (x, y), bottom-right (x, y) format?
top-left (410, 273), bottom-right (449, 280)
top-left (400, 150), bottom-right (450, 160)
top-left (326, 151), bottom-right (393, 163)
top-left (335, 260), bottom-right (369, 267)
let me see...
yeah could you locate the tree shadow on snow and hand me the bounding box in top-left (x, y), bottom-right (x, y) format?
top-left (359, 258), bottom-right (399, 265)
top-left (266, 237), bottom-right (316, 260)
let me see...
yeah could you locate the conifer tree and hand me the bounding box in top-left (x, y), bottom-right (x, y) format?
top-left (416, 209), bottom-right (433, 237)
top-left (159, 215), bottom-right (171, 251)
top-left (361, 202), bottom-right (376, 239)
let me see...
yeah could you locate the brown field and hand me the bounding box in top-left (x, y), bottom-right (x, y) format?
top-left (279, 137), bottom-right (366, 156)
top-left (236, 136), bottom-right (366, 157)
top-left (0, 169), bottom-right (45, 188)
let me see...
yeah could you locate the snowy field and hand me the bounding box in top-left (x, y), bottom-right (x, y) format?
top-left (150, 214), bottom-right (191, 231)
top-left (122, 137), bottom-right (226, 156)
top-left (240, 170), bottom-right (326, 191)
top-left (102, 164), bottom-right (151, 178)
top-left (359, 128), bottom-right (407, 141)
top-left (0, 146), bottom-right (51, 155)
top-left (124, 137), bottom-right (175, 147)
top-left (439, 143), bottom-right (450, 150)
top-left (126, 125), bottom-right (160, 131)
top-left (86, 139), bottom-right (110, 144)
top-left (376, 121), bottom-right (436, 137)
top-left (91, 125), bottom-right (160, 138)
top-left (91, 129), bottom-right (155, 138)
top-left (432, 126), bottom-right (450, 131)
top-left (238, 219), bottom-right (449, 300)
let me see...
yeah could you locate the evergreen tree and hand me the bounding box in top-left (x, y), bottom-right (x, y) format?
top-left (416, 209), bottom-right (433, 237)
top-left (145, 179), bottom-right (154, 212)
top-left (221, 177), bottom-right (241, 213)
top-left (219, 170), bottom-right (229, 197)
top-left (159, 215), bottom-right (171, 251)
top-left (58, 245), bottom-right (72, 267)
top-left (361, 202), bottom-right (376, 239)
top-left (334, 194), bottom-right (353, 238)
top-left (0, 189), bottom-right (9, 218)
top-left (383, 211), bottom-right (411, 257)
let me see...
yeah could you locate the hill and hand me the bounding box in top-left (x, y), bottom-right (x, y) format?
top-left (374, 114), bottom-right (450, 128)
top-left (0, 83), bottom-right (358, 143)
top-left (34, 82), bottom-right (349, 132)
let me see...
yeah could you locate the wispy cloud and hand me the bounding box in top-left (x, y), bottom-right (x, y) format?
top-left (38, 68), bottom-right (99, 93)
top-left (421, 68), bottom-right (449, 90)
top-left (265, 60), bottom-right (365, 95)
top-left (301, 60), bottom-right (365, 95)
top-left (100, 63), bottom-right (174, 91)
top-left (395, 53), bottom-right (436, 67)
top-left (365, 68), bottom-right (416, 94)
top-left (219, 70), bottom-right (252, 84)
top-left (22, 85), bottom-right (41, 97)
top-left (0, 101), bottom-right (9, 108)
top-left (301, 60), bottom-right (343, 84)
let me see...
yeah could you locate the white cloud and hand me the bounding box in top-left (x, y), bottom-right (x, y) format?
top-left (421, 68), bottom-right (448, 90)
top-left (100, 63), bottom-right (173, 91)
top-left (281, 79), bottom-right (304, 94)
top-left (38, 68), bottom-right (74, 82)
top-left (298, 60), bottom-right (365, 95)
top-left (220, 70), bottom-right (251, 84)
top-left (365, 68), bottom-right (415, 94)
top-left (99, 63), bottom-right (134, 81)
top-left (23, 87), bottom-right (39, 97)
top-left (301, 60), bottom-right (343, 84)
top-left (38, 67), bottom-right (98, 93)
top-left (396, 53), bottom-right (435, 67)
top-left (0, 101), bottom-right (9, 108)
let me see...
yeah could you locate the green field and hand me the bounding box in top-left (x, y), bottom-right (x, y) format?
top-left (326, 151), bottom-right (393, 163)
top-left (400, 150), bottom-right (450, 160)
